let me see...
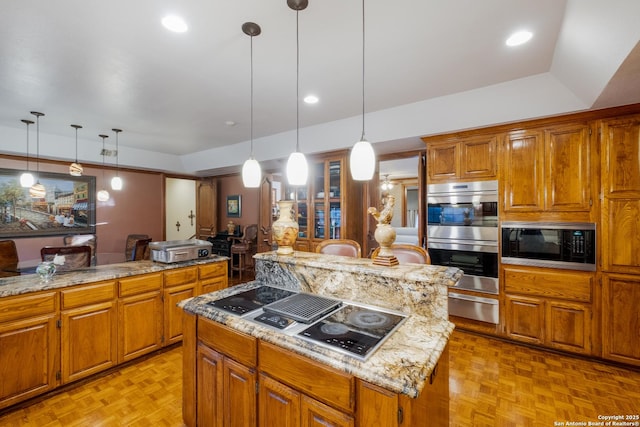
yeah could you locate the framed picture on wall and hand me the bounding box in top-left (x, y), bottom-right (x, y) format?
top-left (226, 194), bottom-right (241, 218)
top-left (0, 168), bottom-right (96, 238)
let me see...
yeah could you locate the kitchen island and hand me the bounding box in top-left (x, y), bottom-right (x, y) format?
top-left (181, 251), bottom-right (462, 426)
top-left (0, 256), bottom-right (228, 411)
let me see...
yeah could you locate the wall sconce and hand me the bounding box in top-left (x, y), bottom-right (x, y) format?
top-left (380, 174), bottom-right (394, 191)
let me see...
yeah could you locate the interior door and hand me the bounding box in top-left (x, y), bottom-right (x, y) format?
top-left (165, 177), bottom-right (196, 240)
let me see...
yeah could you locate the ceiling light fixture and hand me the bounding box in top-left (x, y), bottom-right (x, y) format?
top-left (241, 21), bottom-right (262, 188)
top-left (349, 0), bottom-right (375, 181)
top-left (111, 128), bottom-right (123, 190)
top-left (303, 95), bottom-right (318, 104)
top-left (69, 124), bottom-right (83, 176)
top-left (97, 134), bottom-right (110, 202)
top-left (285, 0), bottom-right (309, 187)
top-left (19, 119), bottom-right (35, 188)
top-left (380, 174), bottom-right (394, 191)
top-left (162, 15), bottom-right (188, 33)
top-left (29, 111), bottom-right (46, 199)
top-left (506, 30), bottom-right (532, 46)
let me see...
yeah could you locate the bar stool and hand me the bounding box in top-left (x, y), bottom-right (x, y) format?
top-left (229, 224), bottom-right (258, 281)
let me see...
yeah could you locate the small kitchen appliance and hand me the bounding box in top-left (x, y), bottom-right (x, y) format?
top-left (149, 239), bottom-right (213, 263)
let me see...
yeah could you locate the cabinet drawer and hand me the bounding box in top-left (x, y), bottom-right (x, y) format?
top-left (0, 292), bottom-right (58, 323)
top-left (119, 273), bottom-right (163, 297)
top-left (503, 267), bottom-right (593, 302)
top-left (165, 267), bottom-right (197, 287)
top-left (199, 262), bottom-right (227, 280)
top-left (61, 281), bottom-right (116, 309)
top-left (197, 317), bottom-right (257, 367)
top-left (259, 341), bottom-right (355, 413)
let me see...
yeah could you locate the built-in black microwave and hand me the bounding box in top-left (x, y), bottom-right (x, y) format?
top-left (501, 222), bottom-right (596, 271)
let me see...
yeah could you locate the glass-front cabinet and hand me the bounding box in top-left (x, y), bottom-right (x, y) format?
top-left (285, 152), bottom-right (361, 253)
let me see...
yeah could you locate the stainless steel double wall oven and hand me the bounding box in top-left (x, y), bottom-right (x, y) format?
top-left (427, 180), bottom-right (499, 324)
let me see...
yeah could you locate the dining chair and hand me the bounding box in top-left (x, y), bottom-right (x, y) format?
top-left (0, 240), bottom-right (19, 268)
top-left (315, 239), bottom-right (362, 258)
top-left (130, 238), bottom-right (152, 261)
top-left (41, 245), bottom-right (92, 271)
top-left (63, 234), bottom-right (97, 266)
top-left (125, 234), bottom-right (149, 260)
top-left (371, 244), bottom-right (431, 265)
top-left (229, 224), bottom-right (258, 281)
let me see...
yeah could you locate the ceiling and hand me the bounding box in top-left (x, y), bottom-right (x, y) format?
top-left (0, 0), bottom-right (639, 176)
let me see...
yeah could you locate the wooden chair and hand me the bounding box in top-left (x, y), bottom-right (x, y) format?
top-left (0, 240), bottom-right (19, 268)
top-left (229, 224), bottom-right (258, 281)
top-left (63, 234), bottom-right (97, 266)
top-left (41, 245), bottom-right (92, 271)
top-left (371, 244), bottom-right (431, 265)
top-left (315, 239), bottom-right (362, 258)
top-left (125, 234), bottom-right (149, 261)
top-left (131, 238), bottom-right (152, 261)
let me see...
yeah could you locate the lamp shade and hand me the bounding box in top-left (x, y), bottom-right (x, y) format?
top-left (97, 189), bottom-right (110, 202)
top-left (242, 157), bottom-right (262, 188)
top-left (20, 172), bottom-right (34, 188)
top-left (286, 151), bottom-right (308, 186)
top-left (111, 176), bottom-right (123, 191)
top-left (29, 182), bottom-right (46, 198)
top-left (349, 138), bottom-right (375, 181)
top-left (69, 162), bottom-right (83, 176)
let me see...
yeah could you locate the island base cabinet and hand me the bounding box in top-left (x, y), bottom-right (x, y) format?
top-left (196, 343), bottom-right (224, 427)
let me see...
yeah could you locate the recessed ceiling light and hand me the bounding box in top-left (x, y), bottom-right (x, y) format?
top-left (162, 15), bottom-right (188, 33)
top-left (225, 121), bottom-right (236, 126)
top-left (304, 95), bottom-right (319, 104)
top-left (506, 30), bottom-right (532, 47)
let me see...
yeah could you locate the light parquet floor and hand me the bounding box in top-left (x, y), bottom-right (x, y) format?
top-left (1, 330), bottom-right (639, 426)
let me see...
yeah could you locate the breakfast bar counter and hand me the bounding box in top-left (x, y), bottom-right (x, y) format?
top-left (180, 251), bottom-right (462, 427)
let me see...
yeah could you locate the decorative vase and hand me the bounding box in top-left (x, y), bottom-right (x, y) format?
top-left (36, 261), bottom-right (56, 282)
top-left (272, 200), bottom-right (298, 255)
top-left (227, 221), bottom-right (235, 235)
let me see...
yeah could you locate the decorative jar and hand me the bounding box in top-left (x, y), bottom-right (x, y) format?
top-left (36, 261), bottom-right (56, 282)
top-left (272, 200), bottom-right (299, 255)
top-left (227, 221), bottom-right (235, 235)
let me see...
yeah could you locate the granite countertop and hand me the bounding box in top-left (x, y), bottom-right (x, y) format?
top-left (0, 256), bottom-right (228, 298)
top-left (181, 281), bottom-right (454, 398)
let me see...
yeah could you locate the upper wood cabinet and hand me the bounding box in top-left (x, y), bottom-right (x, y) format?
top-left (501, 122), bottom-right (594, 219)
top-left (426, 134), bottom-right (497, 183)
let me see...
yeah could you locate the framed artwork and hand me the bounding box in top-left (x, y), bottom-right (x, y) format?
top-left (226, 194), bottom-right (241, 218)
top-left (0, 168), bottom-right (96, 238)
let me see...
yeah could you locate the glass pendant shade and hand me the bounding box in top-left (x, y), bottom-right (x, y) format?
top-left (350, 138), bottom-right (375, 181)
top-left (29, 182), bottom-right (46, 198)
top-left (286, 151), bottom-right (308, 186)
top-left (111, 176), bottom-right (123, 190)
top-left (20, 172), bottom-right (34, 188)
top-left (97, 189), bottom-right (110, 202)
top-left (69, 163), bottom-right (83, 176)
top-left (242, 157), bottom-right (261, 188)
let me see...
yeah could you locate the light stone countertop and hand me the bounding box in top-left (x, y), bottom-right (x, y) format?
top-left (181, 251), bottom-right (462, 398)
top-left (0, 256), bottom-right (228, 298)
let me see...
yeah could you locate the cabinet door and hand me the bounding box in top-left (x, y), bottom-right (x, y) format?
top-left (460, 135), bottom-right (497, 180)
top-left (225, 358), bottom-right (257, 427)
top-left (502, 129), bottom-right (545, 212)
top-left (197, 343), bottom-right (224, 427)
top-left (118, 291), bottom-right (163, 363)
top-left (61, 301), bottom-right (117, 383)
top-left (164, 283), bottom-right (195, 345)
top-left (546, 300), bottom-right (591, 354)
top-left (428, 143), bottom-right (459, 182)
top-left (602, 274), bottom-right (640, 366)
top-left (601, 115), bottom-right (640, 198)
top-left (0, 314), bottom-right (59, 409)
top-left (259, 373), bottom-right (301, 427)
top-left (201, 277), bottom-right (227, 295)
top-left (504, 294), bottom-right (544, 344)
top-left (301, 395), bottom-right (354, 427)
top-left (544, 123), bottom-right (592, 212)
top-left (356, 381), bottom-right (398, 427)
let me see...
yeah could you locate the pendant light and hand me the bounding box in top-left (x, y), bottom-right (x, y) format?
top-left (19, 119), bottom-right (35, 188)
top-left (111, 128), bottom-right (123, 190)
top-left (349, 0), bottom-right (375, 181)
top-left (69, 124), bottom-right (83, 176)
top-left (285, 0), bottom-right (309, 186)
top-left (380, 174), bottom-right (394, 191)
top-left (241, 22), bottom-right (262, 188)
top-left (97, 134), bottom-right (110, 202)
top-left (29, 111), bottom-right (46, 199)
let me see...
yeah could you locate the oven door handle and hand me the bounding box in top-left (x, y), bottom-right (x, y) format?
top-left (427, 239), bottom-right (498, 253)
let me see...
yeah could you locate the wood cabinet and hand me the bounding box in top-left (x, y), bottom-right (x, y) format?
top-left (501, 123), bottom-right (594, 220)
top-left (286, 151), bottom-right (364, 252)
top-left (164, 267), bottom-right (198, 345)
top-left (503, 266), bottom-right (593, 354)
top-left (602, 274), bottom-right (640, 366)
top-left (196, 177), bottom-right (217, 239)
top-left (425, 134), bottom-right (497, 183)
top-left (198, 262), bottom-right (228, 294)
top-left (118, 273), bottom-right (163, 363)
top-left (0, 292), bottom-right (59, 410)
top-left (60, 281), bottom-right (117, 383)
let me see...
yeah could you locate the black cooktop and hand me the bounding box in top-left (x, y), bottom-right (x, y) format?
top-left (207, 286), bottom-right (295, 315)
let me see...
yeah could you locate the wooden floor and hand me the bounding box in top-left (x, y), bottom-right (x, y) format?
top-left (1, 329), bottom-right (639, 426)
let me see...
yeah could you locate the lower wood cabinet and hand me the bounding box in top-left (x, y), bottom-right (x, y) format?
top-left (0, 292), bottom-right (59, 410)
top-left (199, 262), bottom-right (228, 294)
top-left (164, 267), bottom-right (198, 345)
top-left (602, 273), bottom-right (640, 366)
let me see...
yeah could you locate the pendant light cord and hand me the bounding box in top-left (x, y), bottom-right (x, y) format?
top-left (361, 0), bottom-right (366, 141)
top-left (75, 127), bottom-right (79, 163)
top-left (296, 10), bottom-right (300, 152)
top-left (250, 32), bottom-right (254, 157)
